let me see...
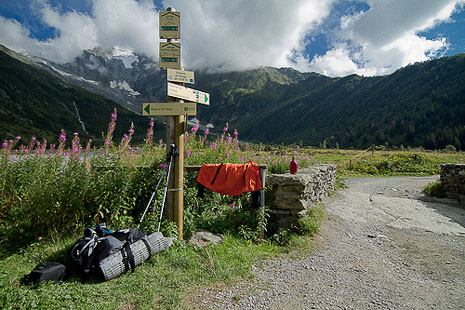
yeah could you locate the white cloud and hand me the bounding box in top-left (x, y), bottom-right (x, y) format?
top-left (0, 16), bottom-right (42, 55)
top-left (163, 0), bottom-right (334, 71)
top-left (0, 0), bottom-right (334, 69)
top-left (0, 0), bottom-right (463, 76)
top-left (92, 0), bottom-right (158, 58)
top-left (309, 0), bottom-right (465, 76)
top-left (0, 0), bottom-right (158, 63)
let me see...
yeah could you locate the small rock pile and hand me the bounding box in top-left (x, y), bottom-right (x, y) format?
top-left (267, 164), bottom-right (336, 226)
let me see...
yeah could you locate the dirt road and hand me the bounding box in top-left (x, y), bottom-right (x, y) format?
top-left (189, 176), bottom-right (465, 309)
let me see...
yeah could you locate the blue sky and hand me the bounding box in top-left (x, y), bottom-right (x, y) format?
top-left (0, 0), bottom-right (464, 76)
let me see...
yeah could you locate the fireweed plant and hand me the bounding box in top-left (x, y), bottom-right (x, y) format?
top-left (0, 110), bottom-right (317, 244)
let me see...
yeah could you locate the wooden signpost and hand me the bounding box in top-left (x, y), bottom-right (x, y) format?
top-left (167, 82), bottom-right (210, 105)
top-left (159, 42), bottom-right (180, 70)
top-left (142, 102), bottom-right (196, 116)
top-left (159, 11), bottom-right (180, 39)
top-left (167, 68), bottom-right (195, 84)
top-left (142, 8), bottom-right (209, 239)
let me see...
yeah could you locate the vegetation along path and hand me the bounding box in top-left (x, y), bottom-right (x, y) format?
top-left (188, 176), bottom-right (465, 309)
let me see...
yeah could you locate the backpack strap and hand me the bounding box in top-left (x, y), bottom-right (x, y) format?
top-left (141, 237), bottom-right (153, 258)
top-left (123, 242), bottom-right (136, 271)
top-left (120, 247), bottom-right (130, 272)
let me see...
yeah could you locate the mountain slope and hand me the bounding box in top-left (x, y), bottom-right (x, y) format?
top-left (0, 48), bottom-right (153, 144)
top-left (195, 55), bottom-right (465, 150)
top-left (2, 44), bottom-right (464, 150)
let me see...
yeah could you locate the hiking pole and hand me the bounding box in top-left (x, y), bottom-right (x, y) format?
top-left (157, 144), bottom-right (178, 232)
top-left (136, 167), bottom-right (166, 229)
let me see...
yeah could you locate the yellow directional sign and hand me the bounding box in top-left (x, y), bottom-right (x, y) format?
top-left (159, 42), bottom-right (180, 70)
top-left (159, 11), bottom-right (180, 39)
top-left (167, 68), bottom-right (195, 84)
top-left (167, 82), bottom-right (210, 105)
top-left (142, 102), bottom-right (196, 116)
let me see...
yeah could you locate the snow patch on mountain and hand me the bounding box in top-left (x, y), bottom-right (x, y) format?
top-left (110, 46), bottom-right (139, 69)
top-left (109, 80), bottom-right (140, 96)
top-left (49, 65), bottom-right (100, 86)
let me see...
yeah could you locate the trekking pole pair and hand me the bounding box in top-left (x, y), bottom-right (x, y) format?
top-left (137, 144), bottom-right (178, 232)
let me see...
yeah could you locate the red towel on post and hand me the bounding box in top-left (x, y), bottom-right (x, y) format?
top-left (196, 161), bottom-right (263, 196)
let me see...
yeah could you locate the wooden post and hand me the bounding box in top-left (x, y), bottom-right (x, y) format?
top-left (174, 114), bottom-right (184, 237)
top-left (165, 115), bottom-right (175, 222)
top-left (161, 8), bottom-right (184, 239)
top-left (258, 166), bottom-right (267, 239)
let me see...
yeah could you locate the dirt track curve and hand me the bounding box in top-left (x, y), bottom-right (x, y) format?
top-left (187, 176), bottom-right (465, 310)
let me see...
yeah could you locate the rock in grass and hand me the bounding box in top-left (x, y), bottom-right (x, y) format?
top-left (189, 229), bottom-right (222, 247)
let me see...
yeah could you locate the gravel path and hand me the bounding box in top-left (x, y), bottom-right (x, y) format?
top-left (186, 176), bottom-right (465, 309)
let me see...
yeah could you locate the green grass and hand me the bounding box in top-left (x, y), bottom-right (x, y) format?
top-left (0, 232), bottom-right (289, 309)
top-left (2, 115), bottom-right (463, 309)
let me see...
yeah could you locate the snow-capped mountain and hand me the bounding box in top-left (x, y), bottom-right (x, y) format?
top-left (32, 47), bottom-right (166, 114)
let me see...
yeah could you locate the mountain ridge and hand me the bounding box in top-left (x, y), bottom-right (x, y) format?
top-left (1, 44), bottom-right (464, 150)
top-left (0, 46), bottom-right (153, 144)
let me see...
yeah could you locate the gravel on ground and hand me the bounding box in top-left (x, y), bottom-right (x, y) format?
top-left (185, 176), bottom-right (465, 310)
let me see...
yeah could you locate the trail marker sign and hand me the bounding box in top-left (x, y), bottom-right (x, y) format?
top-left (167, 68), bottom-right (195, 84)
top-left (159, 42), bottom-right (180, 70)
top-left (167, 82), bottom-right (210, 105)
top-left (142, 102), bottom-right (196, 116)
top-left (159, 11), bottom-right (180, 39)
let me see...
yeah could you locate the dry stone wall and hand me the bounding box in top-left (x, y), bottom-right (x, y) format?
top-left (266, 164), bottom-right (336, 227)
top-left (440, 164), bottom-right (465, 204)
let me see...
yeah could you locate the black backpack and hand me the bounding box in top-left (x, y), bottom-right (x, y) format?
top-left (26, 262), bottom-right (66, 284)
top-left (69, 225), bottom-right (146, 278)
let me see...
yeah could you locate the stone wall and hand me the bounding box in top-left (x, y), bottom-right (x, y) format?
top-left (440, 164), bottom-right (465, 204)
top-left (266, 164), bottom-right (336, 227)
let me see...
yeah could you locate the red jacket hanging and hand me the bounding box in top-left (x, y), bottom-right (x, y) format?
top-left (196, 161), bottom-right (263, 196)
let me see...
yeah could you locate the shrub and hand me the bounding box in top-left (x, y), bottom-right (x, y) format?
top-left (424, 181), bottom-right (446, 198)
top-left (349, 153), bottom-right (439, 176)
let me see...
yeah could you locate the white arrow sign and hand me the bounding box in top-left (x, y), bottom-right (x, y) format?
top-left (167, 82), bottom-right (210, 105)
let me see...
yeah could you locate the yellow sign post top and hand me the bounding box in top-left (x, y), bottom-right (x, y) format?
top-left (159, 42), bottom-right (181, 70)
top-left (159, 11), bottom-right (180, 39)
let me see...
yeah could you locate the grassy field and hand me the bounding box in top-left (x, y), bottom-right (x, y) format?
top-left (1, 114), bottom-right (463, 309)
top-left (2, 147), bottom-right (462, 309)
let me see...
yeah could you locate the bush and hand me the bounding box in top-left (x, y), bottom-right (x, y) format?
top-left (349, 153), bottom-right (439, 176)
top-left (424, 181), bottom-right (446, 198)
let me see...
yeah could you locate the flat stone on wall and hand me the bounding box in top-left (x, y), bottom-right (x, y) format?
top-left (267, 164), bottom-right (336, 227)
top-left (440, 164), bottom-right (465, 204)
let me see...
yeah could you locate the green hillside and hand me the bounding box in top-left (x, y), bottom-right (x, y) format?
top-left (2, 43), bottom-right (464, 151)
top-left (195, 55), bottom-right (465, 150)
top-left (0, 49), bottom-right (155, 145)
